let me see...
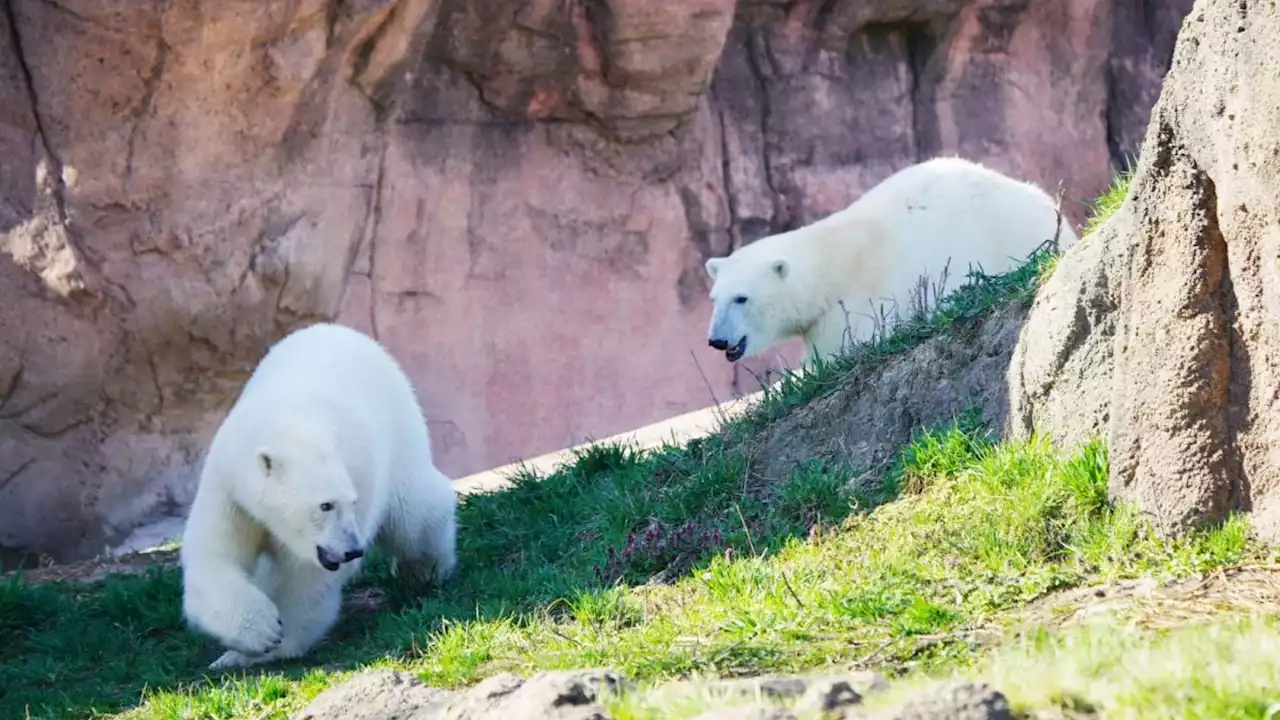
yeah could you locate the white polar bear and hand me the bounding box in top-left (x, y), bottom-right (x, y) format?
top-left (179, 322), bottom-right (458, 670)
top-left (704, 156), bottom-right (1078, 364)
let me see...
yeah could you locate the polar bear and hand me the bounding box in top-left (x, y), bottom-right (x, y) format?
top-left (179, 322), bottom-right (458, 670)
top-left (704, 156), bottom-right (1077, 365)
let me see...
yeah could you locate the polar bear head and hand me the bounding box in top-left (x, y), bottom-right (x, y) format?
top-left (239, 427), bottom-right (368, 573)
top-left (703, 247), bottom-right (798, 363)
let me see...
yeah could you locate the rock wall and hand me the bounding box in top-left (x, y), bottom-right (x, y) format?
top-left (1007, 0), bottom-right (1280, 542)
top-left (0, 0), bottom-right (1192, 563)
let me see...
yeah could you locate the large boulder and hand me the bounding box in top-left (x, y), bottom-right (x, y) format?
top-left (1, 0), bottom-right (1192, 563)
top-left (1007, 0), bottom-right (1280, 540)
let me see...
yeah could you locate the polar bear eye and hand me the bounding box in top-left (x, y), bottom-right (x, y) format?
top-left (733, 295), bottom-right (748, 305)
top-left (319, 502), bottom-right (335, 512)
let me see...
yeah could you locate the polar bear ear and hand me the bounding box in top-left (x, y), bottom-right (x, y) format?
top-left (772, 258), bottom-right (790, 280)
top-left (256, 450), bottom-right (276, 477)
top-left (705, 257), bottom-right (724, 280)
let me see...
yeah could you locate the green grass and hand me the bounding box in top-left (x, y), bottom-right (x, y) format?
top-left (607, 613), bottom-right (1280, 720)
top-left (1081, 160), bottom-right (1135, 237)
top-left (836, 609), bottom-right (1280, 720)
top-left (979, 615), bottom-right (1280, 720)
top-left (3, 167), bottom-right (1256, 720)
top-left (1, 419), bottom-right (1258, 719)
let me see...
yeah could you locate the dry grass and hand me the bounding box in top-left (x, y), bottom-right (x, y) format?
top-left (1013, 564), bottom-right (1280, 633)
top-left (11, 549), bottom-right (180, 586)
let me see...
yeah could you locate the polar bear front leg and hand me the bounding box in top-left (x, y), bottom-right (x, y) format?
top-left (182, 553), bottom-right (283, 663)
top-left (274, 565), bottom-right (348, 660)
top-left (206, 566), bottom-right (346, 669)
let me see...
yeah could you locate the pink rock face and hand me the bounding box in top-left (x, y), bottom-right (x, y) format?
top-left (0, 0), bottom-right (1191, 564)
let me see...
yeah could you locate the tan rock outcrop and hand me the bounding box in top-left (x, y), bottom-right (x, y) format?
top-left (1007, 0), bottom-right (1280, 540)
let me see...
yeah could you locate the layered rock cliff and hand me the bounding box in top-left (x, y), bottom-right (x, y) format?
top-left (0, 0), bottom-right (1191, 563)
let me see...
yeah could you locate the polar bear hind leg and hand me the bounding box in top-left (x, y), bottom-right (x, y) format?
top-left (379, 465), bottom-right (458, 586)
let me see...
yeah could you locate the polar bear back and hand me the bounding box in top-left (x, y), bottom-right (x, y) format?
top-left (705, 156), bottom-right (1077, 363)
top-left (807, 157), bottom-right (1075, 352)
top-left (845, 156), bottom-right (1075, 268)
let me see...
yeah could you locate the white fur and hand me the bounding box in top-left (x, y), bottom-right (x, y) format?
top-left (179, 322), bottom-right (458, 670)
top-left (703, 156), bottom-right (1078, 364)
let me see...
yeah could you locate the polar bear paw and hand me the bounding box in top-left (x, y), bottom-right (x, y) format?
top-left (219, 596), bottom-right (284, 659)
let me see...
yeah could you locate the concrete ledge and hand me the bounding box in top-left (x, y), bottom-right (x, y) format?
top-left (453, 392), bottom-right (761, 496)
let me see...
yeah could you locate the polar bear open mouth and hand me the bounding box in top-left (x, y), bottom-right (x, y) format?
top-left (316, 547), bottom-right (345, 572)
top-left (725, 337), bottom-right (747, 362)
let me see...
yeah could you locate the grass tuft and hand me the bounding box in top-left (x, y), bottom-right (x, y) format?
top-left (1081, 160), bottom-right (1136, 237)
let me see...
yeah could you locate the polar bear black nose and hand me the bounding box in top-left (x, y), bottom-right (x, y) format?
top-left (343, 548), bottom-right (365, 562)
top-left (708, 338), bottom-right (729, 351)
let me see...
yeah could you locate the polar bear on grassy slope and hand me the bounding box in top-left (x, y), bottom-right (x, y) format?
top-left (179, 322), bottom-right (458, 670)
top-left (704, 156), bottom-right (1078, 365)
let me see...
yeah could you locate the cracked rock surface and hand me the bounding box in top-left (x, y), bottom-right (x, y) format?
top-left (290, 669), bottom-right (1013, 720)
top-left (1006, 0), bottom-right (1280, 541)
top-left (0, 0), bottom-right (1191, 563)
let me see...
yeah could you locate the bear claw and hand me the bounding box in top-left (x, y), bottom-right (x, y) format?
top-left (210, 649), bottom-right (265, 670)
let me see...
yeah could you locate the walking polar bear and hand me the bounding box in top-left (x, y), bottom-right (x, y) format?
top-left (179, 322), bottom-right (458, 669)
top-left (704, 156), bottom-right (1078, 364)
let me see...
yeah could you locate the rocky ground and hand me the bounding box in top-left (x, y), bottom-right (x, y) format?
top-left (292, 667), bottom-right (1009, 720)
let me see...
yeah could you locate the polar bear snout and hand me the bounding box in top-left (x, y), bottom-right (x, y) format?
top-left (315, 518), bottom-right (366, 572)
top-left (708, 334), bottom-right (748, 362)
top-left (316, 544), bottom-right (364, 572)
top-left (707, 335), bottom-right (748, 362)
top-left (707, 302), bottom-right (751, 363)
